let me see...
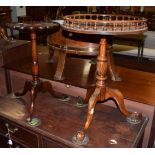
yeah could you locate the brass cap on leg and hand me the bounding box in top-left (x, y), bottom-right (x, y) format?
top-left (72, 131), bottom-right (89, 145)
top-left (126, 112), bottom-right (142, 125)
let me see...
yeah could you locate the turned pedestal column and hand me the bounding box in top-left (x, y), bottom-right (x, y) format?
top-left (6, 22), bottom-right (65, 124)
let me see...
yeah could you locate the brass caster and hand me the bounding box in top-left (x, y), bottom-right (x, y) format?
top-left (72, 131), bottom-right (89, 145)
top-left (126, 112), bottom-right (142, 125)
top-left (27, 117), bottom-right (41, 127)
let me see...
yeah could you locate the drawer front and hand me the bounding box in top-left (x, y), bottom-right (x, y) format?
top-left (0, 133), bottom-right (25, 148)
top-left (42, 137), bottom-right (67, 148)
top-left (0, 117), bottom-right (39, 147)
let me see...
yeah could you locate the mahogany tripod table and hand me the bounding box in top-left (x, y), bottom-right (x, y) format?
top-left (62, 14), bottom-right (148, 145)
top-left (6, 22), bottom-right (63, 124)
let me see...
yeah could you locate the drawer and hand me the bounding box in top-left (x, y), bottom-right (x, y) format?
top-left (0, 133), bottom-right (25, 148)
top-left (0, 117), bottom-right (39, 147)
top-left (42, 137), bottom-right (67, 148)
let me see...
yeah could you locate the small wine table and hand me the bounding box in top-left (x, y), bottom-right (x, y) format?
top-left (6, 22), bottom-right (64, 124)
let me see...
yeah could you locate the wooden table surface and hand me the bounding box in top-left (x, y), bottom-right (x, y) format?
top-left (0, 92), bottom-right (148, 148)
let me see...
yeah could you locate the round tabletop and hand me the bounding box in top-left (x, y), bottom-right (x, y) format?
top-left (6, 21), bottom-right (60, 33)
top-left (62, 14), bottom-right (148, 35)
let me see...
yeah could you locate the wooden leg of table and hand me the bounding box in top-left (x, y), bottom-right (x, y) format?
top-left (48, 46), bottom-right (55, 63)
top-left (26, 85), bottom-right (41, 126)
top-left (14, 81), bottom-right (32, 97)
top-left (75, 87), bottom-right (130, 143)
top-left (105, 87), bottom-right (131, 116)
top-left (54, 52), bottom-right (66, 80)
top-left (74, 86), bottom-right (142, 145)
top-left (71, 63), bottom-right (96, 107)
top-left (42, 81), bottom-right (57, 96)
top-left (29, 86), bottom-right (37, 121)
top-left (72, 87), bottom-right (101, 145)
top-left (4, 69), bottom-right (12, 94)
top-left (20, 80), bottom-right (68, 122)
top-left (83, 87), bottom-right (101, 131)
top-left (84, 86), bottom-right (133, 136)
top-left (42, 81), bottom-right (69, 101)
top-left (107, 46), bottom-right (121, 81)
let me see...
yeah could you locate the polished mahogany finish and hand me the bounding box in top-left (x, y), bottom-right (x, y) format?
top-left (62, 13), bottom-right (147, 143)
top-left (48, 28), bottom-right (120, 81)
top-left (2, 52), bottom-right (155, 147)
top-left (0, 92), bottom-right (148, 148)
top-left (76, 39), bottom-right (137, 143)
top-left (48, 28), bottom-right (98, 81)
top-left (6, 22), bottom-right (60, 120)
top-left (49, 29), bottom-right (98, 80)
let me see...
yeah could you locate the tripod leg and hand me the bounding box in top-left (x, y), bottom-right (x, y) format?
top-left (54, 52), bottom-right (67, 80)
top-left (105, 87), bottom-right (142, 124)
top-left (105, 87), bottom-right (131, 116)
top-left (42, 81), bottom-right (57, 97)
top-left (26, 86), bottom-right (41, 127)
top-left (29, 87), bottom-right (37, 120)
top-left (72, 88), bottom-right (101, 145)
top-left (48, 46), bottom-right (55, 63)
top-left (107, 46), bottom-right (121, 81)
top-left (84, 88), bottom-right (100, 131)
top-left (42, 81), bottom-right (69, 100)
top-left (15, 81), bottom-right (32, 97)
